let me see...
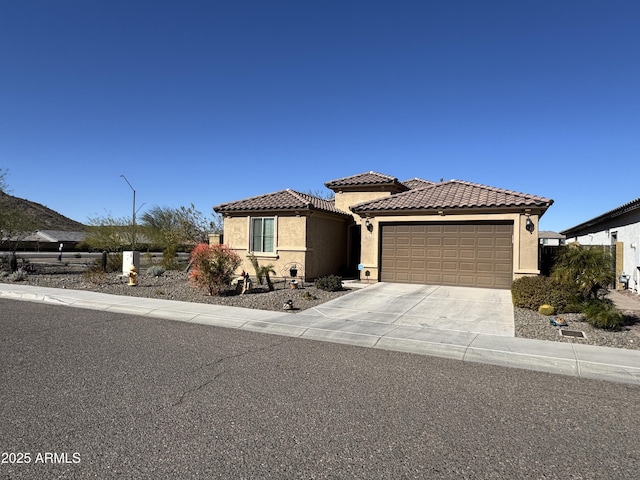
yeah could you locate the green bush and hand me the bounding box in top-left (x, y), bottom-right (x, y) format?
top-left (147, 265), bottom-right (165, 277)
top-left (538, 304), bottom-right (555, 315)
top-left (162, 246), bottom-right (180, 270)
top-left (107, 252), bottom-right (123, 273)
top-left (314, 275), bottom-right (343, 292)
top-left (511, 276), bottom-right (579, 314)
top-left (9, 270), bottom-right (28, 282)
top-left (582, 299), bottom-right (624, 330)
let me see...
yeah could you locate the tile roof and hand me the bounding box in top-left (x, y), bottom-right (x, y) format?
top-left (402, 178), bottom-right (435, 189)
top-left (539, 231), bottom-right (566, 239)
top-left (214, 189), bottom-right (350, 216)
top-left (20, 230), bottom-right (86, 243)
top-left (325, 171), bottom-right (408, 190)
top-left (351, 180), bottom-right (553, 213)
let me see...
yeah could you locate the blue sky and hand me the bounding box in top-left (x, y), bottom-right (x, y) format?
top-left (1, 0), bottom-right (638, 233)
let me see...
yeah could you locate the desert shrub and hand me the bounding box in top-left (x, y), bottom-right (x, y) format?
top-left (91, 252), bottom-right (121, 273)
top-left (314, 275), bottom-right (343, 292)
top-left (0, 254), bottom-right (7, 271)
top-left (551, 244), bottom-right (614, 300)
top-left (188, 243), bottom-right (242, 296)
top-left (162, 245), bottom-right (179, 270)
top-left (511, 276), bottom-right (579, 314)
top-left (9, 270), bottom-right (28, 282)
top-left (302, 291), bottom-right (318, 301)
top-left (582, 299), bottom-right (624, 330)
top-left (147, 265), bottom-right (165, 277)
top-left (107, 252), bottom-right (123, 273)
top-left (538, 304), bottom-right (555, 315)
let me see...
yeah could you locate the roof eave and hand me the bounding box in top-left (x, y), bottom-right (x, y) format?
top-left (352, 203), bottom-right (552, 216)
top-left (216, 205), bottom-right (352, 218)
top-left (560, 198), bottom-right (640, 236)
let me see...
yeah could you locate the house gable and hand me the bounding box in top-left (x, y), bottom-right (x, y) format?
top-left (401, 178), bottom-right (435, 190)
top-left (325, 171), bottom-right (410, 213)
top-left (214, 189), bottom-right (348, 217)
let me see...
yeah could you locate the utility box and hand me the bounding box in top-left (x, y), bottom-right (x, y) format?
top-left (618, 274), bottom-right (630, 289)
top-left (122, 251), bottom-right (140, 276)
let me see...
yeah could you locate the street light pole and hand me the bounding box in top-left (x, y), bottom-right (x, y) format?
top-left (120, 174), bottom-right (136, 249)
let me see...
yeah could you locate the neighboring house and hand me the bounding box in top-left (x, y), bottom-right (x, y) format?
top-left (538, 231), bottom-right (565, 246)
top-left (538, 231), bottom-right (566, 277)
top-left (214, 171), bottom-right (553, 289)
top-left (561, 197), bottom-right (640, 293)
top-left (4, 230), bottom-right (86, 252)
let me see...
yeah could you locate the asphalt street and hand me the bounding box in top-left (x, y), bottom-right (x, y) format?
top-left (1, 298), bottom-right (639, 479)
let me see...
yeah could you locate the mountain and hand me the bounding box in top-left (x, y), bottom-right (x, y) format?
top-left (0, 191), bottom-right (86, 231)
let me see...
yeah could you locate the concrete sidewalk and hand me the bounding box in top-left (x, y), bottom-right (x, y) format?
top-left (1, 283), bottom-right (639, 385)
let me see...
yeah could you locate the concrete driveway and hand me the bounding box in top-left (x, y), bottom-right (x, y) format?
top-left (300, 282), bottom-right (515, 336)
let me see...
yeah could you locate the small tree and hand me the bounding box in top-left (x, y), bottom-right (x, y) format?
top-left (551, 243), bottom-right (615, 300)
top-left (188, 243), bottom-right (241, 296)
top-left (141, 204), bottom-right (221, 268)
top-left (83, 214), bottom-right (132, 252)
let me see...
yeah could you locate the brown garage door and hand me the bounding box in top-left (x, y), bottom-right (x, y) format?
top-left (380, 222), bottom-right (513, 289)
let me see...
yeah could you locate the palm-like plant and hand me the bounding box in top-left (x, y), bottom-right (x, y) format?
top-left (248, 253), bottom-right (277, 291)
top-left (551, 243), bottom-right (614, 299)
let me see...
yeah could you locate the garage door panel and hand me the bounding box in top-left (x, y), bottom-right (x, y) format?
top-left (496, 239), bottom-right (512, 248)
top-left (442, 262), bottom-right (458, 271)
top-left (426, 273), bottom-right (442, 283)
top-left (476, 276), bottom-right (494, 287)
top-left (477, 262), bottom-right (494, 272)
top-left (459, 250), bottom-right (475, 259)
top-left (380, 222), bottom-right (513, 289)
top-left (477, 237), bottom-right (496, 247)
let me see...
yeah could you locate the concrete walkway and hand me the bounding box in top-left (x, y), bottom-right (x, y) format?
top-left (1, 283), bottom-right (639, 385)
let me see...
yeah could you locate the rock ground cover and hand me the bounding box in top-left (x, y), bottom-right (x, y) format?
top-left (2, 263), bottom-right (639, 351)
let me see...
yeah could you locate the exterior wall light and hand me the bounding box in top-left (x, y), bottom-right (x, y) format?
top-left (365, 218), bottom-right (374, 233)
top-left (525, 215), bottom-right (535, 233)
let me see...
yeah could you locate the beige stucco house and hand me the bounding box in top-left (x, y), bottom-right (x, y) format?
top-left (213, 171), bottom-right (553, 289)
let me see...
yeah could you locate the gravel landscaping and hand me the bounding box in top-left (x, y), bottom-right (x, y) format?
top-left (3, 263), bottom-right (640, 351)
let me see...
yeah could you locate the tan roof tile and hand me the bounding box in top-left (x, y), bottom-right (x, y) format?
top-left (325, 171), bottom-right (408, 191)
top-left (351, 180), bottom-right (553, 213)
top-left (214, 189), bottom-right (349, 216)
top-left (402, 178), bottom-right (435, 189)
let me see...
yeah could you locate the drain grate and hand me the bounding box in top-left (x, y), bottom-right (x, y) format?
top-left (560, 329), bottom-right (586, 338)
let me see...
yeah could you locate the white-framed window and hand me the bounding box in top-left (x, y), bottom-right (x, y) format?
top-left (250, 217), bottom-right (275, 253)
